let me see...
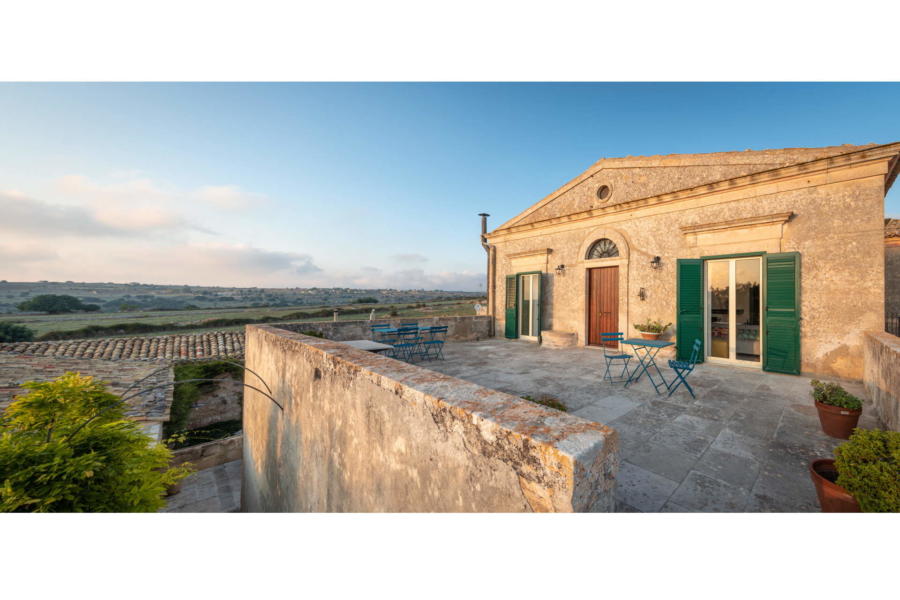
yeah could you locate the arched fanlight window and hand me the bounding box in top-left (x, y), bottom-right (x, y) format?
top-left (586, 238), bottom-right (619, 259)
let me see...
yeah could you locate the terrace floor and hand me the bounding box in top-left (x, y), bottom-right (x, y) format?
top-left (427, 338), bottom-right (880, 512)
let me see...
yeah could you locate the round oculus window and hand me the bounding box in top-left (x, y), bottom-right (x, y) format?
top-left (596, 185), bottom-right (611, 201)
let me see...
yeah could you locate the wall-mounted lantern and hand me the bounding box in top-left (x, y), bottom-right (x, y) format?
top-left (555, 264), bottom-right (566, 276)
top-left (638, 287), bottom-right (647, 301)
top-left (650, 256), bottom-right (662, 270)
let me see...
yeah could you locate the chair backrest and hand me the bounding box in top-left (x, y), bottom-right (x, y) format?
top-left (430, 325), bottom-right (449, 340)
top-left (689, 338), bottom-right (702, 365)
top-left (600, 332), bottom-right (624, 355)
top-left (399, 321), bottom-right (417, 327)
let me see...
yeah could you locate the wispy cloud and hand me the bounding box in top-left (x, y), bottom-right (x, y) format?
top-left (391, 253), bottom-right (428, 264)
top-left (194, 185), bottom-right (267, 210)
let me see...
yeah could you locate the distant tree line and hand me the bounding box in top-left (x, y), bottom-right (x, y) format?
top-left (16, 294), bottom-right (100, 314)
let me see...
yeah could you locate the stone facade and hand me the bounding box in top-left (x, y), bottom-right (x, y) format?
top-left (171, 433), bottom-right (243, 471)
top-left (485, 143), bottom-right (900, 380)
top-left (863, 331), bottom-right (900, 431)
top-left (272, 315), bottom-right (491, 342)
top-left (184, 373), bottom-right (244, 429)
top-left (886, 218), bottom-right (900, 317)
top-left (242, 325), bottom-right (618, 512)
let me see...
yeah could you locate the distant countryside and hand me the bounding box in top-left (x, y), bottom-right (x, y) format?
top-left (0, 281), bottom-right (485, 341)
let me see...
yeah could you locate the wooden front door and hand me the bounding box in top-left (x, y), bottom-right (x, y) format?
top-left (588, 266), bottom-right (619, 347)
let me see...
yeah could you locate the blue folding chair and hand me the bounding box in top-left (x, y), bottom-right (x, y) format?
top-left (667, 339), bottom-right (702, 398)
top-left (395, 336), bottom-right (425, 362)
top-left (370, 323), bottom-right (391, 340)
top-left (422, 338), bottom-right (445, 360)
top-left (600, 332), bottom-right (632, 383)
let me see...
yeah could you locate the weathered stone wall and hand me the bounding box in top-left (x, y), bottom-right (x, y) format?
top-left (272, 315), bottom-right (491, 342)
top-left (488, 149), bottom-right (892, 379)
top-left (863, 331), bottom-right (900, 431)
top-left (242, 325), bottom-right (618, 512)
top-left (886, 241), bottom-right (900, 317)
top-left (185, 373), bottom-right (243, 429)
top-left (171, 434), bottom-right (243, 471)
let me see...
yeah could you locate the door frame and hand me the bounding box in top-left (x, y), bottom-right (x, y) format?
top-left (587, 265), bottom-right (620, 348)
top-left (513, 270), bottom-right (543, 343)
top-left (702, 254), bottom-right (764, 368)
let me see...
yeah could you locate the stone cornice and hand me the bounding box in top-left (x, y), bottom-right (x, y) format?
top-left (680, 212), bottom-right (793, 235)
top-left (487, 142), bottom-right (900, 241)
top-left (507, 248), bottom-right (552, 259)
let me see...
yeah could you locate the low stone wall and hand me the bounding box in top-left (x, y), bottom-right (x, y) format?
top-left (863, 331), bottom-right (900, 431)
top-left (242, 325), bottom-right (618, 512)
top-left (172, 434), bottom-right (243, 471)
top-left (270, 315), bottom-right (491, 342)
top-left (185, 373), bottom-right (243, 429)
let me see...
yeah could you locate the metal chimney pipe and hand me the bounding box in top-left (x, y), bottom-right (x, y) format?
top-left (478, 213), bottom-right (495, 336)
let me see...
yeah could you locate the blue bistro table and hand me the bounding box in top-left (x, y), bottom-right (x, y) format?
top-left (622, 338), bottom-right (675, 395)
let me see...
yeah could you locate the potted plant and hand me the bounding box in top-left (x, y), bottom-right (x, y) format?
top-left (809, 428), bottom-right (900, 512)
top-left (810, 379), bottom-right (862, 439)
top-left (633, 319), bottom-right (672, 341)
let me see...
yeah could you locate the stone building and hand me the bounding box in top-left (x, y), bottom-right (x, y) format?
top-left (483, 143), bottom-right (900, 380)
top-left (886, 218), bottom-right (900, 318)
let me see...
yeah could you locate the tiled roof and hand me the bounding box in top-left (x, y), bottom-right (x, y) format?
top-left (0, 355), bottom-right (173, 422)
top-left (0, 331), bottom-right (245, 361)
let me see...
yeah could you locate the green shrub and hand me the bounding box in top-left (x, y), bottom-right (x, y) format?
top-left (0, 373), bottom-right (190, 512)
top-left (633, 319), bottom-right (672, 334)
top-left (521, 395), bottom-right (567, 412)
top-left (834, 429), bottom-right (900, 512)
top-left (0, 322), bottom-right (34, 342)
top-left (16, 294), bottom-right (92, 314)
top-left (164, 360), bottom-right (245, 438)
top-left (299, 330), bottom-right (325, 338)
top-left (810, 379), bottom-right (862, 411)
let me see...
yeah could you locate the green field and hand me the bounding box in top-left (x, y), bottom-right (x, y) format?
top-left (0, 299), bottom-right (484, 339)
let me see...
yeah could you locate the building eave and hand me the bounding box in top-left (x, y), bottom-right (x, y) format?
top-left (486, 142), bottom-right (900, 242)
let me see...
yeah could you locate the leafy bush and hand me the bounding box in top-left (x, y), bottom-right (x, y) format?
top-left (164, 360), bottom-right (245, 438)
top-left (834, 429), bottom-right (900, 512)
top-left (16, 294), bottom-right (92, 314)
top-left (810, 380), bottom-right (862, 411)
top-left (521, 394), bottom-right (567, 412)
top-left (166, 420), bottom-right (242, 450)
top-left (633, 319), bottom-right (672, 334)
top-left (0, 373), bottom-right (190, 512)
top-left (0, 322), bottom-right (35, 342)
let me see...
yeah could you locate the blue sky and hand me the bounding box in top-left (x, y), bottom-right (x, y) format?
top-left (1, 82), bottom-right (898, 290)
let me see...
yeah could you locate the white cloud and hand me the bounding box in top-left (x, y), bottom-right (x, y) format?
top-left (391, 253), bottom-right (428, 264)
top-left (194, 185), bottom-right (266, 210)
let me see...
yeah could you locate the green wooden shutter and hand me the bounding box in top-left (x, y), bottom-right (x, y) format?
top-left (764, 252), bottom-right (801, 374)
top-left (676, 259), bottom-right (704, 361)
top-left (504, 274), bottom-right (518, 339)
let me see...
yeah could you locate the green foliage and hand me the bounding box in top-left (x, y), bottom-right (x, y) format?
top-left (0, 373), bottom-right (190, 512)
top-left (810, 379), bottom-right (862, 411)
top-left (633, 319), bottom-right (672, 334)
top-left (299, 330), bottom-right (325, 338)
top-left (834, 429), bottom-right (900, 512)
top-left (16, 294), bottom-right (92, 314)
top-left (0, 322), bottom-right (35, 342)
top-left (355, 297), bottom-right (379, 304)
top-left (166, 420), bottom-right (242, 450)
top-left (521, 394), bottom-right (567, 412)
top-left (164, 361), bottom-right (245, 438)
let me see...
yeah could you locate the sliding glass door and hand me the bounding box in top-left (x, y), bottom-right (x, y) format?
top-left (705, 257), bottom-right (762, 365)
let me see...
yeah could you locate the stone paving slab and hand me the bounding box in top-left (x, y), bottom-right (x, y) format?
top-left (162, 459), bottom-right (242, 513)
top-left (427, 339), bottom-right (883, 513)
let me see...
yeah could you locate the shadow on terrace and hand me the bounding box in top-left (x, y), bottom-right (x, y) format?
top-left (425, 338), bottom-right (881, 512)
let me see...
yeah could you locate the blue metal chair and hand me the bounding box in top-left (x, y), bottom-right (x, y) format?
top-left (667, 339), bottom-right (702, 398)
top-left (370, 323), bottom-right (390, 340)
top-left (395, 336), bottom-right (425, 362)
top-left (600, 332), bottom-right (632, 383)
top-left (422, 338), bottom-right (445, 360)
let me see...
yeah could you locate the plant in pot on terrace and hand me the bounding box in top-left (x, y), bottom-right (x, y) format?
top-left (810, 379), bottom-right (862, 439)
top-left (809, 428), bottom-right (900, 513)
top-left (633, 319), bottom-right (672, 341)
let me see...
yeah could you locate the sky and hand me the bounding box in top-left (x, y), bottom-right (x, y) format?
top-left (1, 82), bottom-right (898, 291)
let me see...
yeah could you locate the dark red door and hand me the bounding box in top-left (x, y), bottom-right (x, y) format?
top-left (588, 266), bottom-right (619, 347)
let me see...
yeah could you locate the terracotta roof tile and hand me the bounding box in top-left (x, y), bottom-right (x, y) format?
top-left (0, 331), bottom-right (246, 361)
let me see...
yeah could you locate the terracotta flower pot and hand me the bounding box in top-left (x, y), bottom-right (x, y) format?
top-left (814, 400), bottom-right (861, 439)
top-left (809, 459), bottom-right (860, 512)
top-left (639, 332), bottom-right (661, 341)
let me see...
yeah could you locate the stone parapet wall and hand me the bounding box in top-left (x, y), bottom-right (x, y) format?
top-left (863, 331), bottom-right (900, 431)
top-left (242, 325), bottom-right (618, 512)
top-left (171, 434), bottom-right (243, 471)
top-left (271, 315), bottom-right (491, 343)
